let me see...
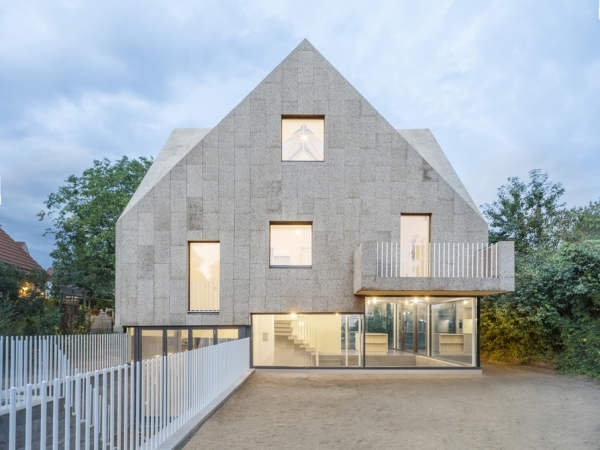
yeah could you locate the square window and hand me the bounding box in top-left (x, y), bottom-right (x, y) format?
top-left (189, 242), bottom-right (220, 311)
top-left (270, 223), bottom-right (312, 267)
top-left (281, 118), bottom-right (324, 161)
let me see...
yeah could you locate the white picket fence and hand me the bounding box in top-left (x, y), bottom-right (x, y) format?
top-left (5, 338), bottom-right (250, 450)
top-left (1, 334), bottom-right (129, 408)
top-left (376, 242), bottom-right (499, 278)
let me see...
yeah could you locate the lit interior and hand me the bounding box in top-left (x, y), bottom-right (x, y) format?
top-left (189, 242), bottom-right (220, 311)
top-left (281, 118), bottom-right (324, 161)
top-left (270, 224), bottom-right (312, 266)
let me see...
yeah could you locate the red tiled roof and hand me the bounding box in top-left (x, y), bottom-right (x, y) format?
top-left (0, 227), bottom-right (43, 272)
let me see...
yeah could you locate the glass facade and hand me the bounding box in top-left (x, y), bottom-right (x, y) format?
top-left (141, 330), bottom-right (163, 361)
top-left (166, 329), bottom-right (188, 355)
top-left (281, 118), bottom-right (324, 161)
top-left (189, 242), bottom-right (220, 311)
top-left (364, 297), bottom-right (477, 367)
top-left (217, 329), bottom-right (239, 344)
top-left (192, 329), bottom-right (213, 349)
top-left (252, 314), bottom-right (363, 367)
top-left (251, 298), bottom-right (478, 368)
top-left (270, 224), bottom-right (312, 267)
top-left (136, 327), bottom-right (244, 361)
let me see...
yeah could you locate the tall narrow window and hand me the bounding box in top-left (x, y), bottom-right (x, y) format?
top-left (270, 223), bottom-right (312, 267)
top-left (189, 242), bottom-right (220, 311)
top-left (281, 118), bottom-right (324, 161)
top-left (400, 215), bottom-right (430, 277)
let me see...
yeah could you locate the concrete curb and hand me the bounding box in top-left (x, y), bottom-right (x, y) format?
top-left (157, 369), bottom-right (255, 450)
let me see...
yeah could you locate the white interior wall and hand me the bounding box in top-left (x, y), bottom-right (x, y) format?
top-left (252, 315), bottom-right (274, 365)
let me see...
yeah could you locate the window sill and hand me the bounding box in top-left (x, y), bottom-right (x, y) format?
top-left (269, 265), bottom-right (313, 269)
top-left (187, 311), bottom-right (220, 314)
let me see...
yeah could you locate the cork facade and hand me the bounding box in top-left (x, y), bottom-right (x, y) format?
top-left (115, 40), bottom-right (514, 367)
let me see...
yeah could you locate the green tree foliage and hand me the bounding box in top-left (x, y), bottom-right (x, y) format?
top-left (39, 156), bottom-right (152, 299)
top-left (482, 169), bottom-right (565, 253)
top-left (560, 200), bottom-right (600, 243)
top-left (481, 170), bottom-right (600, 378)
top-left (0, 262), bottom-right (59, 335)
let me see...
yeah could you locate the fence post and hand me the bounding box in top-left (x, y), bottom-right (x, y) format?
top-left (9, 387), bottom-right (17, 450)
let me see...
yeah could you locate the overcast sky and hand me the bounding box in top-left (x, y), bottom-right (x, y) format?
top-left (0, 0), bottom-right (599, 270)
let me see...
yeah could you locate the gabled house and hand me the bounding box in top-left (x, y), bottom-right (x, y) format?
top-left (0, 226), bottom-right (43, 272)
top-left (116, 40), bottom-right (514, 369)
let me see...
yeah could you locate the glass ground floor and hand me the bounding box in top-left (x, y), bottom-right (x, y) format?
top-left (127, 326), bottom-right (249, 362)
top-left (252, 297), bottom-right (479, 368)
top-left (128, 297), bottom-right (478, 369)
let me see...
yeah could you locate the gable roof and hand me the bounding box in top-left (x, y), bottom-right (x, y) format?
top-left (397, 129), bottom-right (482, 218)
top-left (121, 40), bottom-right (483, 224)
top-left (0, 227), bottom-right (43, 272)
top-left (121, 128), bottom-right (211, 216)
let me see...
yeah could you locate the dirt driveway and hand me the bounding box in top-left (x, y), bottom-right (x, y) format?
top-left (184, 364), bottom-right (600, 450)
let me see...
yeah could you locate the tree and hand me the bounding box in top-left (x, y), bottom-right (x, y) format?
top-left (0, 262), bottom-right (59, 335)
top-left (481, 170), bottom-right (565, 253)
top-left (39, 156), bottom-right (152, 299)
top-left (560, 200), bottom-right (600, 243)
top-left (480, 168), bottom-right (600, 377)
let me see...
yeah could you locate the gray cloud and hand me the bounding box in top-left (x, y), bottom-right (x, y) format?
top-left (0, 0), bottom-right (598, 269)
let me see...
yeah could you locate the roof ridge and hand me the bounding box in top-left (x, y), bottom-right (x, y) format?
top-left (397, 129), bottom-right (483, 218)
top-left (120, 128), bottom-right (211, 217)
top-left (0, 227), bottom-right (43, 271)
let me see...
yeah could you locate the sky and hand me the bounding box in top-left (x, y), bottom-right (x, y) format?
top-left (0, 0), bottom-right (599, 270)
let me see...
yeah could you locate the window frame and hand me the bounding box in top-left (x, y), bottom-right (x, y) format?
top-left (281, 115), bottom-right (325, 163)
top-left (268, 221), bottom-right (313, 269)
top-left (188, 241), bottom-right (221, 313)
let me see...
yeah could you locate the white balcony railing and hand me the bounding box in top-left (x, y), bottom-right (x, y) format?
top-left (376, 242), bottom-right (499, 278)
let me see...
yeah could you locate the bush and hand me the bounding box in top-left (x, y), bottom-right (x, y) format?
top-left (556, 319), bottom-right (600, 379)
top-left (481, 241), bottom-right (600, 376)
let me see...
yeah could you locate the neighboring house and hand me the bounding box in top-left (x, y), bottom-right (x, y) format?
top-left (116, 40), bottom-right (514, 368)
top-left (0, 226), bottom-right (43, 272)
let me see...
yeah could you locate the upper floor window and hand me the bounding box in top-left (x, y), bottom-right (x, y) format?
top-left (270, 223), bottom-right (312, 267)
top-left (400, 215), bottom-right (430, 245)
top-left (189, 242), bottom-right (220, 312)
top-left (281, 117), bottom-right (324, 161)
top-left (400, 214), bottom-right (430, 277)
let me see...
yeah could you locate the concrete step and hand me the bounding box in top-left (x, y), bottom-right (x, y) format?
top-left (316, 355), bottom-right (342, 367)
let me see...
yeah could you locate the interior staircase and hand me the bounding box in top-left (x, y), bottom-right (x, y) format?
top-left (274, 319), bottom-right (320, 366)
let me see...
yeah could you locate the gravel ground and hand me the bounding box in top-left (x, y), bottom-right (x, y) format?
top-left (184, 364), bottom-right (600, 450)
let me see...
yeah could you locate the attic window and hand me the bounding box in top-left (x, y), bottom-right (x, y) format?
top-left (281, 117), bottom-right (324, 161)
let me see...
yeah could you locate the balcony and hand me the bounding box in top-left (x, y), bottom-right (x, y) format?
top-left (354, 241), bottom-right (514, 296)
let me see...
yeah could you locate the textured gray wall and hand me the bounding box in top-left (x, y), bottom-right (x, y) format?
top-left (115, 40), bottom-right (489, 327)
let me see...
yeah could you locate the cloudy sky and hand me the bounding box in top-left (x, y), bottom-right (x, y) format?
top-left (0, 0), bottom-right (599, 269)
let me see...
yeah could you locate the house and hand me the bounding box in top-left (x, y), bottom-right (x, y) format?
top-left (115, 40), bottom-right (514, 368)
top-left (0, 226), bottom-right (43, 272)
